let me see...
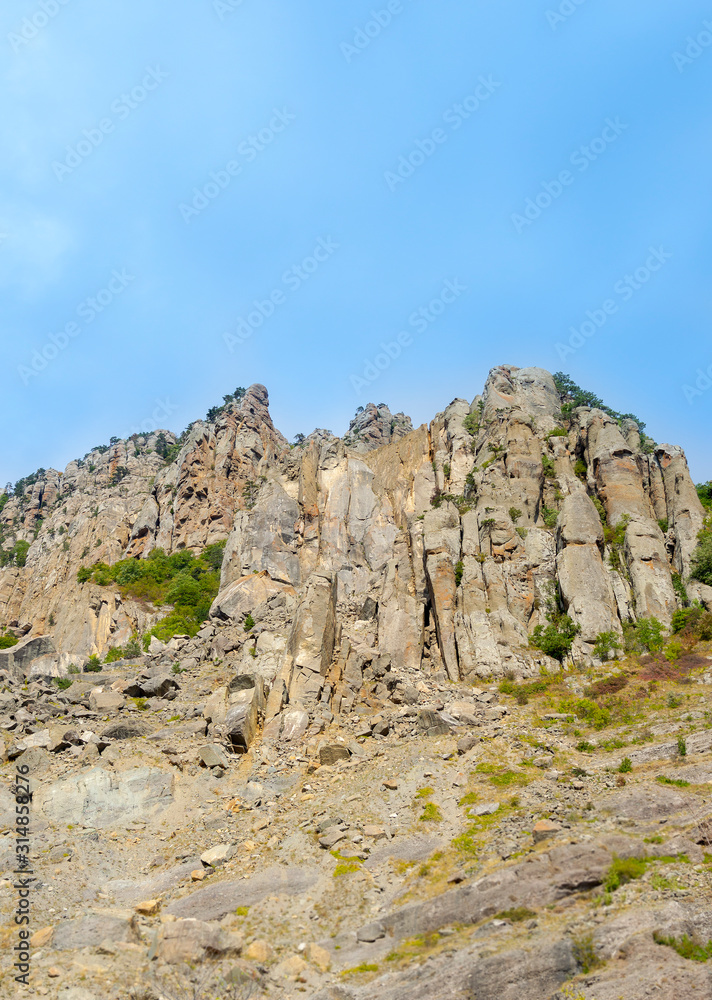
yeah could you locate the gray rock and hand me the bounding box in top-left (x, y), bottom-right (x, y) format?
top-left (52, 909), bottom-right (136, 949)
top-left (356, 921), bottom-right (385, 943)
top-left (320, 744), bottom-right (351, 766)
top-left (159, 918), bottom-right (240, 964)
top-left (166, 866), bottom-right (319, 921)
top-left (199, 744), bottom-right (231, 769)
top-left (101, 720), bottom-right (149, 740)
top-left (201, 843), bottom-right (235, 867)
top-left (37, 766), bottom-right (173, 828)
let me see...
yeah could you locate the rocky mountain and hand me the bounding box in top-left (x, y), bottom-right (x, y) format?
top-left (1, 365), bottom-right (711, 1000)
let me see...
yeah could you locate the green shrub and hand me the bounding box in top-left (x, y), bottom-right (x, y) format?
top-left (572, 932), bottom-right (603, 973)
top-left (124, 636), bottom-right (141, 658)
top-left (658, 518), bottom-right (669, 533)
top-left (541, 455), bottom-right (556, 478)
top-left (84, 655), bottom-right (102, 673)
top-left (656, 775), bottom-right (689, 788)
top-left (635, 617), bottom-right (665, 653)
top-left (677, 735), bottom-right (687, 757)
top-left (13, 540), bottom-right (30, 567)
top-left (454, 560), bottom-right (464, 587)
top-left (0, 634), bottom-right (19, 649)
top-left (574, 459), bottom-right (588, 480)
top-left (654, 932), bottom-right (712, 963)
top-left (67, 663), bottom-right (80, 674)
top-left (547, 428), bottom-right (568, 439)
top-left (104, 647), bottom-right (125, 664)
top-left (618, 757), bottom-right (632, 773)
top-left (53, 677), bottom-right (73, 690)
top-left (592, 631), bottom-right (622, 661)
top-left (672, 607), bottom-right (698, 634)
top-left (244, 613), bottom-right (255, 632)
top-left (541, 506), bottom-right (558, 528)
top-left (463, 412), bottom-right (480, 436)
top-left (604, 856), bottom-right (648, 892)
top-left (664, 639), bottom-right (683, 663)
top-left (509, 507), bottom-right (522, 523)
top-left (74, 544), bottom-right (224, 642)
top-left (697, 482), bottom-right (712, 511)
top-left (530, 617), bottom-right (580, 661)
top-left (560, 697), bottom-right (610, 730)
top-left (691, 529), bottom-right (712, 586)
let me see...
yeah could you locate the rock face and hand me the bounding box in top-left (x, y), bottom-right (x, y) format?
top-left (0, 356), bottom-right (709, 1000)
top-left (342, 402), bottom-right (414, 453)
top-left (0, 369), bottom-right (705, 691)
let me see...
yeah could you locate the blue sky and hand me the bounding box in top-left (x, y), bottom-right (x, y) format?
top-left (2, 0), bottom-right (711, 487)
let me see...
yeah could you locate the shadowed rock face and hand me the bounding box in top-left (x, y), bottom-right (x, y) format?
top-left (0, 368), bottom-right (706, 683)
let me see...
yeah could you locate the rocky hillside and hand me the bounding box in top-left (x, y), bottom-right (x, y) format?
top-left (1, 365), bottom-right (711, 1000)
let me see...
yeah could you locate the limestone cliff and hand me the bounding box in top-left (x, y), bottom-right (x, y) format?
top-left (0, 366), bottom-right (706, 689)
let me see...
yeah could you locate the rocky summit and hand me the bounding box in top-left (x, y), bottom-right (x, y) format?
top-left (1, 365), bottom-right (711, 1000)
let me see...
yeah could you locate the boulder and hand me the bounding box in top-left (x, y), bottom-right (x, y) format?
top-left (210, 572), bottom-right (296, 622)
top-left (159, 918), bottom-right (240, 964)
top-left (36, 766), bottom-right (173, 828)
top-left (320, 744), bottom-right (351, 766)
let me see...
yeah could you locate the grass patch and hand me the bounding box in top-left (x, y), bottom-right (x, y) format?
top-left (333, 863), bottom-right (362, 877)
top-left (604, 856), bottom-right (648, 892)
top-left (341, 963), bottom-right (379, 976)
top-left (495, 907), bottom-right (536, 923)
top-left (656, 775), bottom-right (690, 788)
top-left (234, 906), bottom-right (249, 917)
top-left (649, 873), bottom-right (684, 891)
top-left (458, 792), bottom-right (479, 806)
top-left (499, 677), bottom-right (552, 705)
top-left (419, 803), bottom-right (443, 823)
top-left (490, 770), bottom-right (529, 787)
top-left (475, 762), bottom-right (528, 787)
top-left (653, 933), bottom-right (712, 962)
top-left (415, 786), bottom-right (434, 799)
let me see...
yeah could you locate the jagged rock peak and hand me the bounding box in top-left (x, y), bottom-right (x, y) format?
top-left (343, 402), bottom-right (414, 453)
top-left (483, 365), bottom-right (562, 425)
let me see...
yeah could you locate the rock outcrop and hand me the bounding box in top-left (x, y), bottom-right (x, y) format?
top-left (1, 368), bottom-right (705, 685)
